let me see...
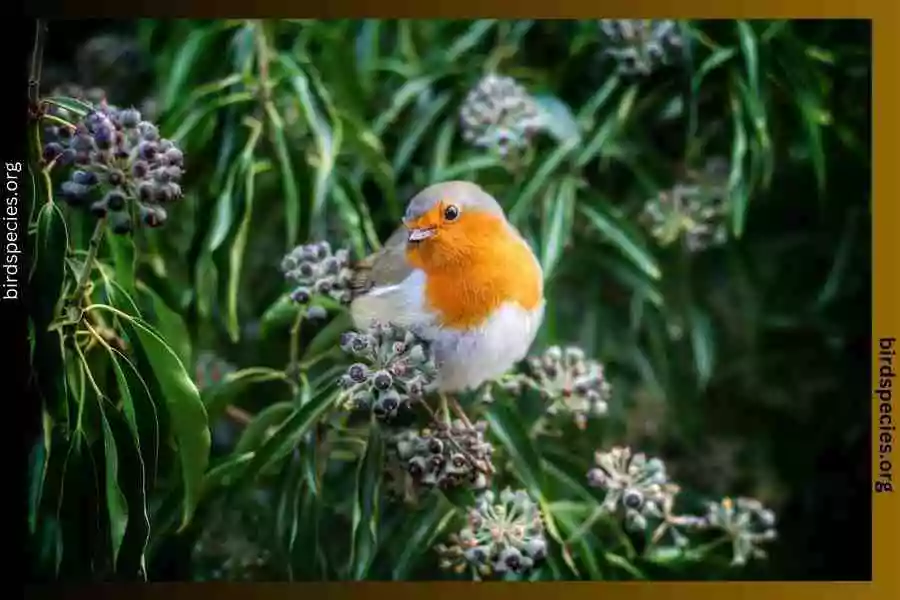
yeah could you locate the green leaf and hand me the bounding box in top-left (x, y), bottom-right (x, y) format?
top-left (220, 119), bottom-right (263, 343)
top-left (43, 96), bottom-right (93, 117)
top-left (540, 176), bottom-right (577, 281)
top-left (348, 425), bottom-right (384, 580)
top-left (445, 20), bottom-right (497, 61)
top-left (594, 254), bottom-right (664, 309)
top-left (260, 293), bottom-right (302, 335)
top-left (94, 308), bottom-right (210, 531)
top-left (208, 157), bottom-right (243, 253)
top-left (485, 402), bottom-right (579, 578)
top-left (509, 140), bottom-right (578, 223)
top-left (137, 282), bottom-right (192, 369)
top-left (391, 495), bottom-right (456, 580)
top-left (736, 21), bottom-right (760, 97)
top-left (372, 75), bottom-right (440, 136)
top-left (605, 551), bottom-right (647, 579)
top-left (264, 101), bottom-right (302, 248)
top-left (106, 232), bottom-right (136, 293)
top-left (30, 202), bottom-right (69, 327)
top-left (688, 307), bottom-right (715, 388)
top-left (340, 113), bottom-right (399, 220)
top-left (201, 367), bottom-right (291, 423)
top-left (27, 417), bottom-right (52, 535)
top-left (236, 385), bottom-right (339, 488)
top-left (98, 408), bottom-right (129, 568)
top-left (280, 56), bottom-right (344, 229)
top-left (728, 89), bottom-right (750, 237)
top-left (392, 92), bottom-right (453, 176)
top-left (576, 84), bottom-right (638, 167)
top-left (580, 202), bottom-right (661, 280)
top-left (576, 75), bottom-right (621, 128)
top-left (161, 26), bottom-right (223, 113)
top-left (302, 310), bottom-right (354, 362)
top-left (234, 401), bottom-right (297, 455)
top-left (434, 155), bottom-right (506, 181)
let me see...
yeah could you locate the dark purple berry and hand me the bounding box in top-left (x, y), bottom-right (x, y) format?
top-left (71, 170), bottom-right (97, 186)
top-left (156, 184), bottom-right (174, 203)
top-left (132, 160), bottom-right (149, 178)
top-left (164, 147), bottom-right (184, 166)
top-left (111, 215), bottom-right (132, 235)
top-left (105, 191), bottom-right (126, 211)
top-left (314, 279), bottom-right (333, 294)
top-left (348, 364), bottom-right (367, 383)
top-left (137, 141), bottom-right (157, 160)
top-left (138, 122), bottom-right (159, 141)
top-left (74, 151), bottom-right (91, 166)
top-left (138, 182), bottom-right (155, 202)
top-left (59, 149), bottom-right (76, 166)
top-left (120, 108), bottom-right (141, 128)
top-left (140, 205), bottom-right (166, 228)
top-left (60, 182), bottom-right (89, 204)
top-left (381, 394), bottom-right (398, 413)
top-left (108, 170), bottom-right (125, 186)
top-left (290, 287), bottom-right (311, 304)
top-left (505, 551), bottom-right (522, 571)
top-left (322, 257), bottom-right (339, 275)
top-left (373, 371), bottom-right (392, 391)
top-left (622, 489), bottom-right (643, 510)
top-left (42, 143), bottom-right (63, 162)
top-left (93, 125), bottom-right (114, 150)
top-left (71, 134), bottom-right (94, 152)
top-left (89, 200), bottom-right (108, 218)
top-left (165, 166), bottom-right (183, 182)
top-left (85, 111), bottom-right (105, 132)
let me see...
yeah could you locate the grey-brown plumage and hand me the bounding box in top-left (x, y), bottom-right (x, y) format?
top-left (348, 181), bottom-right (505, 299)
top-left (349, 226), bottom-right (412, 297)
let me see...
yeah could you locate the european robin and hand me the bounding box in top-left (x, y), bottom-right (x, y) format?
top-left (349, 181), bottom-right (545, 393)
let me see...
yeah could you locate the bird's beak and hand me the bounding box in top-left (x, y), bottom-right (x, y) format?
top-left (407, 227), bottom-right (437, 242)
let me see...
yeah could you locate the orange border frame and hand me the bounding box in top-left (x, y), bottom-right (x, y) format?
top-left (24, 3), bottom-right (898, 597)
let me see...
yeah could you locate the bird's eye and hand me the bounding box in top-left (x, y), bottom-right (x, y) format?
top-left (443, 204), bottom-right (460, 221)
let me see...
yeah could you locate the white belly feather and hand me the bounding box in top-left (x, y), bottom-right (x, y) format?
top-left (350, 269), bottom-right (544, 393)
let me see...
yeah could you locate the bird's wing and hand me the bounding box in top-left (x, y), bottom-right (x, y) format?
top-left (349, 225), bottom-right (414, 298)
top-left (348, 226), bottom-right (432, 329)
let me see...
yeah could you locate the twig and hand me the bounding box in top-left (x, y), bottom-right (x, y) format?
top-left (70, 219), bottom-right (107, 306)
top-left (438, 392), bottom-right (451, 423)
top-left (225, 405), bottom-right (254, 426)
top-left (28, 20), bottom-right (47, 108)
top-left (418, 395), bottom-right (492, 476)
top-left (253, 20), bottom-right (273, 104)
top-left (448, 395), bottom-right (474, 429)
top-left (288, 308), bottom-right (305, 381)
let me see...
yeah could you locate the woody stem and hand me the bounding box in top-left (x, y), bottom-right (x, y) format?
top-left (448, 396), bottom-right (474, 429)
top-left (288, 308), bottom-right (305, 382)
top-left (28, 20), bottom-right (47, 107)
top-left (72, 219), bottom-right (107, 306)
top-left (439, 393), bottom-right (451, 423)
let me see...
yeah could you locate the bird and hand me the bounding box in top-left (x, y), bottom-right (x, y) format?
top-left (348, 180), bottom-right (545, 394)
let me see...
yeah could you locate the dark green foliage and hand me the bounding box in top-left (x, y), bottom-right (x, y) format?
top-left (26, 18), bottom-right (870, 582)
